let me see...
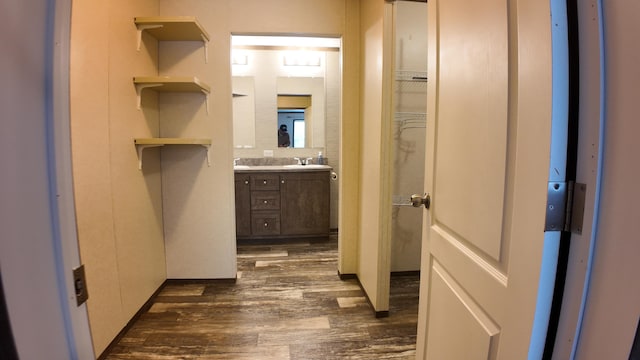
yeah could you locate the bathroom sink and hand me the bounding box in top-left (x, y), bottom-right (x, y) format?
top-left (283, 164), bottom-right (329, 169)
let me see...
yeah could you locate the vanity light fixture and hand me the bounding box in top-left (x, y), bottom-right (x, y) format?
top-left (283, 51), bottom-right (321, 67)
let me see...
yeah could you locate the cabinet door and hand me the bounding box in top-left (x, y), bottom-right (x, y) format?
top-left (280, 171), bottom-right (330, 236)
top-left (234, 174), bottom-right (251, 237)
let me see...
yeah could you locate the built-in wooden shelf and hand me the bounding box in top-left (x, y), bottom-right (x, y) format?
top-left (133, 76), bottom-right (210, 113)
top-left (134, 138), bottom-right (212, 170)
top-left (133, 17), bottom-right (212, 170)
top-left (134, 16), bottom-right (210, 62)
top-left (133, 76), bottom-right (210, 93)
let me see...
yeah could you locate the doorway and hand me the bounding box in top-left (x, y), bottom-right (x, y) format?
top-left (230, 34), bottom-right (342, 254)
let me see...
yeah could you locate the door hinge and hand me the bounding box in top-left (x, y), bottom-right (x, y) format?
top-left (544, 181), bottom-right (586, 234)
top-left (72, 265), bottom-right (89, 306)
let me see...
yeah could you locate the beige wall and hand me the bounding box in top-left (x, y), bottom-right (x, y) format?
top-left (157, 1), bottom-right (237, 279)
top-left (70, 0), bottom-right (166, 356)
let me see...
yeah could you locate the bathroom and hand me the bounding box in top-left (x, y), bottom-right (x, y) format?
top-left (230, 34), bottom-right (342, 231)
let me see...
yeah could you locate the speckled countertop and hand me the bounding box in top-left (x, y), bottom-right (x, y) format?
top-left (233, 165), bottom-right (332, 172)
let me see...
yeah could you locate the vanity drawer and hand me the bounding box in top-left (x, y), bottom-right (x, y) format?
top-left (250, 191), bottom-right (280, 210)
top-left (251, 211), bottom-right (281, 235)
top-left (250, 174), bottom-right (280, 191)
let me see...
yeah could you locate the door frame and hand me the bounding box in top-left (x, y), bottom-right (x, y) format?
top-left (553, 1), bottom-right (640, 358)
top-left (49, 0), bottom-right (95, 356)
top-left (2, 0), bottom-right (95, 357)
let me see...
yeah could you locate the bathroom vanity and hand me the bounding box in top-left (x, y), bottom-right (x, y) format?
top-left (234, 165), bottom-right (331, 239)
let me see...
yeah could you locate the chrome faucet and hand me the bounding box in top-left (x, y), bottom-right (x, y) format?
top-left (293, 157), bottom-right (314, 165)
top-left (234, 158), bottom-right (240, 166)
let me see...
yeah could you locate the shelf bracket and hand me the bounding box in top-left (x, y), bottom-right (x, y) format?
top-left (201, 90), bottom-right (210, 115)
top-left (135, 144), bottom-right (163, 170)
top-left (202, 144), bottom-right (211, 167)
top-left (201, 34), bottom-right (209, 64)
top-left (136, 24), bottom-right (163, 51)
top-left (135, 83), bottom-right (163, 110)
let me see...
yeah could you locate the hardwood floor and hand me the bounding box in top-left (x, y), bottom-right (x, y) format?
top-left (102, 237), bottom-right (420, 359)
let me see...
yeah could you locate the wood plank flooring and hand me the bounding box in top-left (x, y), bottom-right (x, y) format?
top-left (102, 237), bottom-right (420, 359)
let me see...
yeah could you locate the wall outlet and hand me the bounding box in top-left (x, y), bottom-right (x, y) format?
top-left (264, 150), bottom-right (274, 157)
top-left (72, 265), bottom-right (89, 306)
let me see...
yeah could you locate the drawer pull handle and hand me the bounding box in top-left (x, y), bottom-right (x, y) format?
top-left (244, 180), bottom-right (249, 185)
top-left (264, 222), bottom-right (269, 227)
top-left (263, 200), bottom-right (268, 204)
top-left (281, 180), bottom-right (285, 184)
top-left (263, 180), bottom-right (267, 184)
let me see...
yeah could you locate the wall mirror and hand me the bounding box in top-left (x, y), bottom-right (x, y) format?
top-left (231, 35), bottom-right (340, 152)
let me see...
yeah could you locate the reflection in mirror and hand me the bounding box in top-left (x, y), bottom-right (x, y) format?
top-left (278, 109), bottom-right (305, 148)
top-left (277, 95), bottom-right (312, 148)
top-left (277, 122), bottom-right (291, 147)
top-left (232, 77), bottom-right (255, 148)
top-left (277, 78), bottom-right (324, 148)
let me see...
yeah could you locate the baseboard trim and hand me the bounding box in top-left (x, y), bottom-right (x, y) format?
top-left (237, 235), bottom-right (332, 245)
top-left (165, 278), bottom-right (237, 284)
top-left (337, 270), bottom-right (357, 281)
top-left (337, 271), bottom-right (389, 318)
top-left (391, 270), bottom-right (420, 277)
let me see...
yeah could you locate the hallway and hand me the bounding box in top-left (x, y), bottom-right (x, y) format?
top-left (102, 237), bottom-right (420, 359)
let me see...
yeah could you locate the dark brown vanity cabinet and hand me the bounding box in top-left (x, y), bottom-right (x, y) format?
top-left (234, 170), bottom-right (330, 239)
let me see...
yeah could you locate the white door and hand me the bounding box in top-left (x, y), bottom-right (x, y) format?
top-left (415, 0), bottom-right (562, 358)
